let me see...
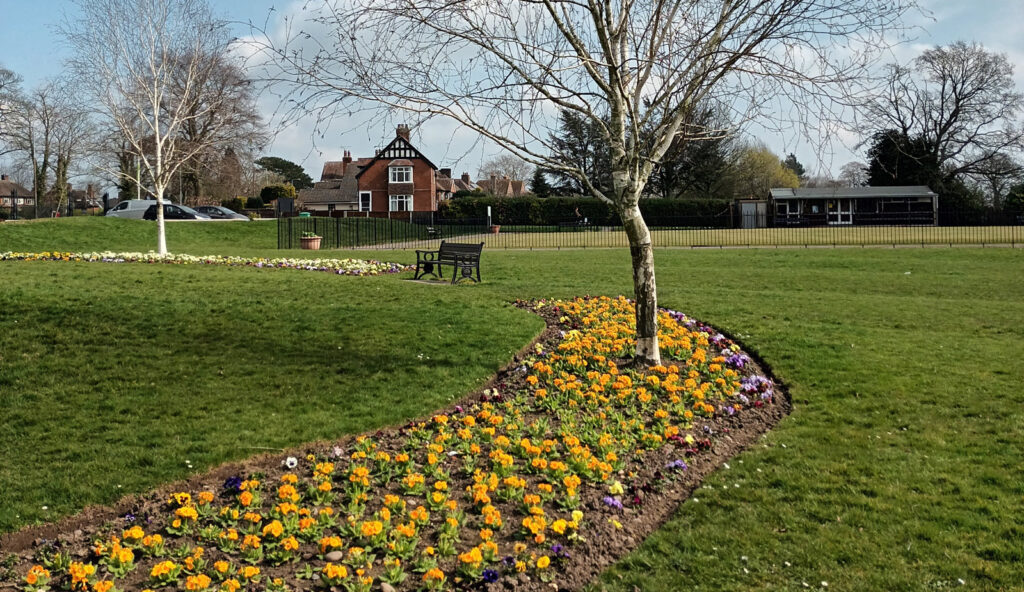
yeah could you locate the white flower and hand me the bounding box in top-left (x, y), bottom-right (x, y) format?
top-left (283, 456), bottom-right (298, 469)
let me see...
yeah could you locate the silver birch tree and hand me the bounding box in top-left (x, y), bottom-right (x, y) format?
top-left (256, 0), bottom-right (917, 365)
top-left (63, 0), bottom-right (240, 254)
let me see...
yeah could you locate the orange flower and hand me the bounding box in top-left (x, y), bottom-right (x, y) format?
top-left (238, 491), bottom-right (253, 507)
top-left (24, 565), bottom-right (50, 586)
top-left (360, 520), bottom-right (383, 537)
top-left (261, 520), bottom-right (284, 538)
top-left (422, 568), bottom-right (445, 582)
top-left (185, 574), bottom-right (212, 591)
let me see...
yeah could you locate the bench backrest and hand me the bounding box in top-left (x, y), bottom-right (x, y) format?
top-left (438, 241), bottom-right (484, 261)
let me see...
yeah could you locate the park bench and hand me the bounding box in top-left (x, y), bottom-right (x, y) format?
top-left (414, 240), bottom-right (484, 284)
top-left (558, 218), bottom-right (593, 231)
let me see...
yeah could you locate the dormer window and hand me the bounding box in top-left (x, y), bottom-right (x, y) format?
top-left (390, 166), bottom-right (412, 183)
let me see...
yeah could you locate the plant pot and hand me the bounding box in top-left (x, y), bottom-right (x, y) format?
top-left (300, 236), bottom-right (322, 250)
top-left (489, 225), bottom-right (501, 234)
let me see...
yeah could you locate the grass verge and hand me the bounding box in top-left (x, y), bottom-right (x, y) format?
top-left (1, 222), bottom-right (1022, 589)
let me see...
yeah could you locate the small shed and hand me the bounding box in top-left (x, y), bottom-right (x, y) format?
top-left (769, 186), bottom-right (938, 226)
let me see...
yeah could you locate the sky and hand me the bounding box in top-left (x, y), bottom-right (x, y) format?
top-left (0, 0), bottom-right (1021, 185)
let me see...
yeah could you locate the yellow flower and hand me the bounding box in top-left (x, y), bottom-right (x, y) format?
top-left (122, 526), bottom-right (145, 541)
top-left (322, 563), bottom-right (348, 580)
top-left (150, 561), bottom-right (177, 579)
top-left (262, 520), bottom-right (284, 538)
top-left (536, 555), bottom-right (551, 569)
top-left (241, 566), bottom-right (260, 581)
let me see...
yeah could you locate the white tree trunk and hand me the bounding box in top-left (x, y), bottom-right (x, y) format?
top-left (620, 202), bottom-right (660, 366)
top-left (155, 186), bottom-right (167, 255)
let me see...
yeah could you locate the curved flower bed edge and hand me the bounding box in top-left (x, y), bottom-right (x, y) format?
top-left (0, 296), bottom-right (790, 592)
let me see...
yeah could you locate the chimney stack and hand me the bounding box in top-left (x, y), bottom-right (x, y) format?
top-left (440, 168), bottom-right (452, 179)
top-left (461, 172), bottom-right (471, 183)
top-left (342, 150), bottom-right (352, 174)
top-left (1, 174), bottom-right (8, 181)
top-left (396, 124), bottom-right (410, 141)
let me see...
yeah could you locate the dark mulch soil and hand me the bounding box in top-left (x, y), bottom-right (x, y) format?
top-left (0, 300), bottom-right (790, 591)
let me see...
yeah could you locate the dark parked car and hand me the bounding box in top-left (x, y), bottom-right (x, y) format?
top-left (194, 205), bottom-right (249, 221)
top-left (142, 204), bottom-right (211, 220)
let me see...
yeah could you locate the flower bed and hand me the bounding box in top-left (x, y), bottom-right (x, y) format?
top-left (0, 252), bottom-right (412, 276)
top-left (5, 296), bottom-right (785, 591)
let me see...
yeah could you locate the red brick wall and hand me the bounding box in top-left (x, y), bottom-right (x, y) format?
top-left (358, 160), bottom-right (437, 212)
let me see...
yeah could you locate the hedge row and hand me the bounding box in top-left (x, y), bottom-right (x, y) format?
top-left (438, 196), bottom-right (733, 225)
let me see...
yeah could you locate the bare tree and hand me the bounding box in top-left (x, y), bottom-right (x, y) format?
top-left (861, 42), bottom-right (1024, 185)
top-left (838, 161), bottom-right (869, 187)
top-left (0, 66), bottom-right (22, 155)
top-left (169, 52), bottom-right (267, 204)
top-left (63, 0), bottom-right (241, 254)
top-left (257, 0), bottom-right (917, 365)
top-left (970, 153), bottom-right (1023, 209)
top-left (3, 83), bottom-right (63, 210)
top-left (478, 154), bottom-right (534, 182)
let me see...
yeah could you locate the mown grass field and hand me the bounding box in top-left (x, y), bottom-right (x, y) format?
top-left (1, 218), bottom-right (1022, 590)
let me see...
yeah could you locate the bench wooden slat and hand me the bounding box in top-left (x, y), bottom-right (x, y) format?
top-left (414, 240), bottom-right (484, 284)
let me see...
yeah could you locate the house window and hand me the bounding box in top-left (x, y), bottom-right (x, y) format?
top-left (390, 194), bottom-right (412, 211)
top-left (390, 166), bottom-right (412, 183)
top-left (359, 191), bottom-right (371, 212)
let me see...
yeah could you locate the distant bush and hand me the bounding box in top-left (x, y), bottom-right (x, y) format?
top-left (221, 197), bottom-right (245, 212)
top-left (260, 184), bottom-right (297, 203)
top-left (245, 196), bottom-right (265, 209)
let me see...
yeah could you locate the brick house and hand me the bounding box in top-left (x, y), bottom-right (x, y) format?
top-left (0, 174), bottom-right (33, 212)
top-left (354, 124), bottom-right (441, 215)
top-left (301, 125), bottom-right (473, 217)
top-left (477, 175), bottom-right (527, 197)
top-left (300, 152), bottom-right (370, 214)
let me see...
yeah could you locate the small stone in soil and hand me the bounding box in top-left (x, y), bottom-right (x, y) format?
top-left (325, 551), bottom-right (344, 562)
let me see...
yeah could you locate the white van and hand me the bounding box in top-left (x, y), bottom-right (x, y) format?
top-left (105, 199), bottom-right (157, 219)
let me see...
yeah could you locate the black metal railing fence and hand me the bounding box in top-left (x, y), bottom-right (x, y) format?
top-left (277, 209), bottom-right (1023, 250)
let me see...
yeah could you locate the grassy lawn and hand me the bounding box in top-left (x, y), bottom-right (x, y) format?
top-left (1, 219), bottom-right (1023, 590)
top-left (0, 217), bottom-right (278, 256)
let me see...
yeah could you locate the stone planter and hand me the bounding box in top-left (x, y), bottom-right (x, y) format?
top-left (489, 225), bottom-right (501, 234)
top-left (300, 236), bottom-right (322, 250)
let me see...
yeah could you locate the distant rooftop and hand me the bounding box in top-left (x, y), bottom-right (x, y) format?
top-left (770, 186), bottom-right (937, 199)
